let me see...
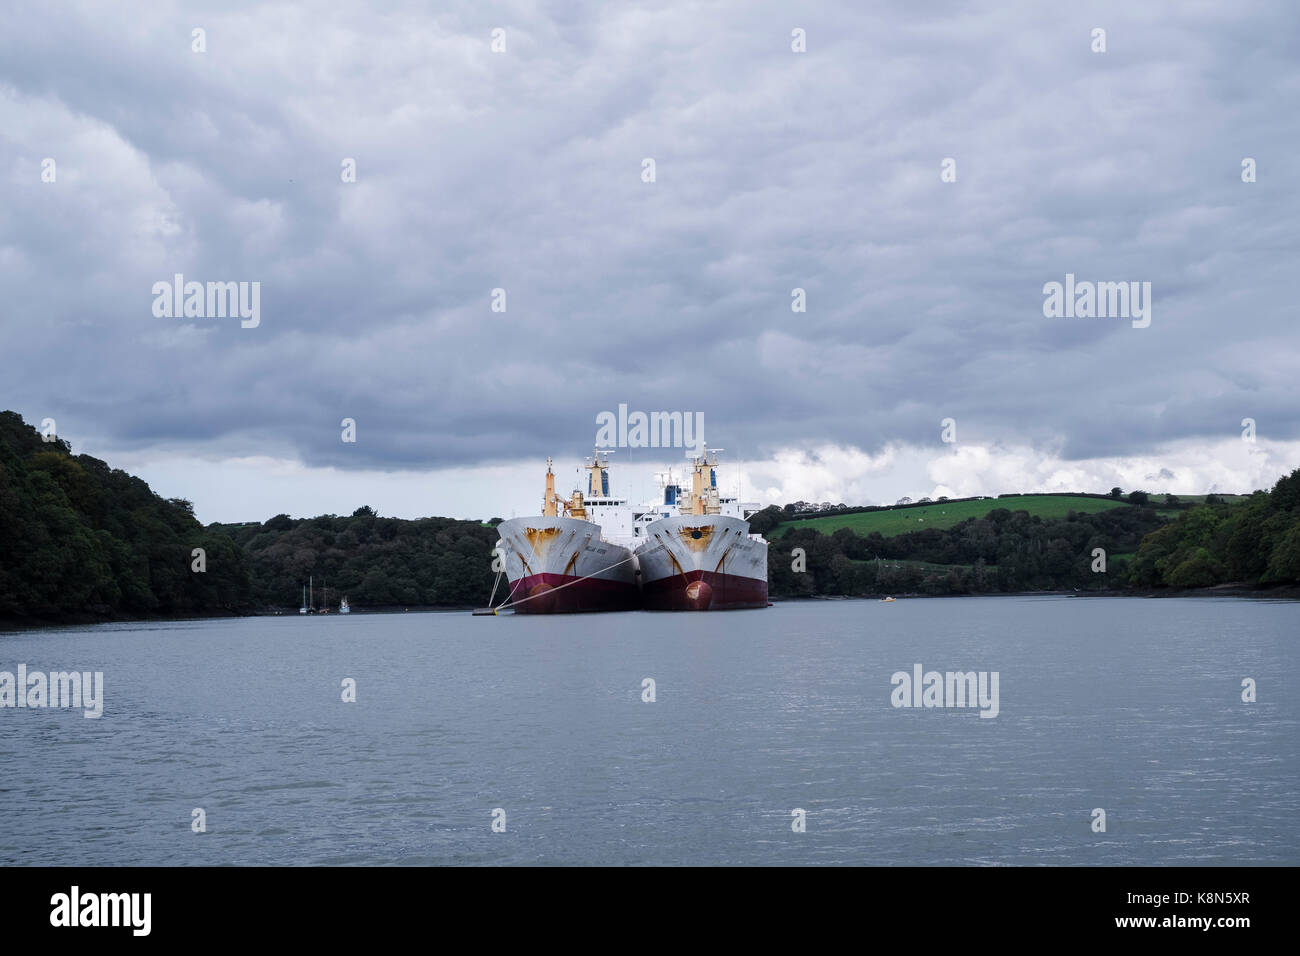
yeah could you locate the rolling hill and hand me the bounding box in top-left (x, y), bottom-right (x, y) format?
top-left (770, 495), bottom-right (1132, 538)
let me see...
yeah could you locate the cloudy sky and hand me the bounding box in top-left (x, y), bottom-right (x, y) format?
top-left (2, 0), bottom-right (1297, 522)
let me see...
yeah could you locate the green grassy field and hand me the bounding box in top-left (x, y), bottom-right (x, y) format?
top-left (772, 495), bottom-right (1131, 538)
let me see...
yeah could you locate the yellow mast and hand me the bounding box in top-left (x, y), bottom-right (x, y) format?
top-left (586, 448), bottom-right (611, 499)
top-left (542, 457), bottom-right (558, 516)
top-left (689, 451), bottom-right (706, 515)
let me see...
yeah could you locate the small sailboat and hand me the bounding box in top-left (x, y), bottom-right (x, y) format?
top-left (299, 584), bottom-right (308, 614)
top-left (320, 578), bottom-right (330, 614)
top-left (339, 596), bottom-right (350, 614)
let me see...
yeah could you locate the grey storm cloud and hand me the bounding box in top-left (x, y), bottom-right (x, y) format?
top-left (1, 0), bottom-right (1297, 469)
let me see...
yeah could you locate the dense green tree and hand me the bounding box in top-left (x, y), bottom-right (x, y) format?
top-left (747, 505), bottom-right (784, 535)
top-left (1165, 548), bottom-right (1226, 588)
top-left (0, 411), bottom-right (252, 619)
top-left (1271, 471), bottom-right (1300, 513)
top-left (1261, 523), bottom-right (1300, 584)
top-left (1122, 471), bottom-right (1300, 590)
top-left (212, 511), bottom-right (500, 609)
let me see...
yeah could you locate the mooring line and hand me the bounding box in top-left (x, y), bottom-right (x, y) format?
top-left (494, 552), bottom-right (639, 611)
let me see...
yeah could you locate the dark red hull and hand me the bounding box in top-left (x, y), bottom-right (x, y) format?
top-left (641, 569), bottom-right (768, 611)
top-left (508, 572), bottom-right (640, 614)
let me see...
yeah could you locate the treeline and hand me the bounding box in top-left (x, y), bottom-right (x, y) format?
top-left (210, 508), bottom-right (499, 608)
top-left (760, 469), bottom-right (1300, 597)
top-left (1127, 471), bottom-right (1300, 588)
top-left (4, 408), bottom-right (1297, 622)
top-left (772, 489), bottom-right (1202, 523)
top-left (766, 503), bottom-right (1163, 597)
top-left (0, 411), bottom-right (502, 620)
top-left (0, 411), bottom-right (249, 619)
top-left (778, 495), bottom-right (987, 519)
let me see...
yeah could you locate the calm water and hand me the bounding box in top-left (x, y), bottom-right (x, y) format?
top-left (1, 596), bottom-right (1296, 866)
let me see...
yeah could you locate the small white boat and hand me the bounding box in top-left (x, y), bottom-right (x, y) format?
top-left (299, 584), bottom-right (308, 614)
top-left (339, 596), bottom-right (350, 614)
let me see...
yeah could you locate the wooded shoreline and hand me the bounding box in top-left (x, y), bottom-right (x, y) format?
top-left (5, 410), bottom-right (1299, 628)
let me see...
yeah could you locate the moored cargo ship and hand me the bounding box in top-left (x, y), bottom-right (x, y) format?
top-left (635, 449), bottom-right (769, 610)
top-left (494, 454), bottom-right (640, 613)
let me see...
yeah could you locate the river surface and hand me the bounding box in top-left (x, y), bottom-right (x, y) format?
top-left (1, 596), bottom-right (1295, 865)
